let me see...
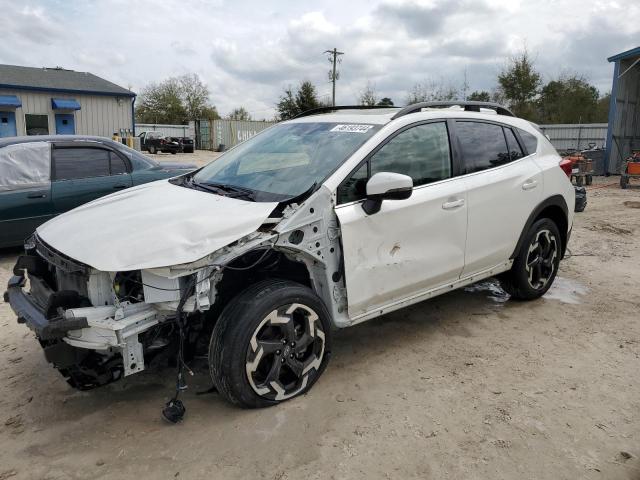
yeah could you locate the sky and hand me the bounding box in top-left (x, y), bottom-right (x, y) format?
top-left (1, 0), bottom-right (639, 119)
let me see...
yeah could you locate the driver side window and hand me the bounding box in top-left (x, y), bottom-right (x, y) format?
top-left (337, 122), bottom-right (452, 204)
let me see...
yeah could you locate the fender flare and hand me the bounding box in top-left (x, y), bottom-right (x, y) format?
top-left (510, 195), bottom-right (569, 260)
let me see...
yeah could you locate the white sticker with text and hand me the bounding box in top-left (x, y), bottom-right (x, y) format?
top-left (330, 124), bottom-right (374, 133)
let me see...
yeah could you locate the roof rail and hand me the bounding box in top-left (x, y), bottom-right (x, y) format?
top-left (292, 105), bottom-right (397, 119)
top-left (391, 101), bottom-right (515, 120)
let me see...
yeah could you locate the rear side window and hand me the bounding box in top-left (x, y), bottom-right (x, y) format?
top-left (109, 152), bottom-right (128, 175)
top-left (518, 129), bottom-right (538, 155)
top-left (456, 122), bottom-right (511, 173)
top-left (504, 128), bottom-right (524, 160)
top-left (53, 148), bottom-right (110, 180)
top-left (0, 142), bottom-right (50, 191)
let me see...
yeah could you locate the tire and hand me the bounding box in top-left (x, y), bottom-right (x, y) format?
top-left (500, 218), bottom-right (562, 301)
top-left (575, 176), bottom-right (583, 186)
top-left (149, 145), bottom-right (157, 154)
top-left (586, 175), bottom-right (593, 186)
top-left (208, 280), bottom-right (332, 408)
top-left (170, 151), bottom-right (177, 155)
top-left (620, 175), bottom-right (628, 189)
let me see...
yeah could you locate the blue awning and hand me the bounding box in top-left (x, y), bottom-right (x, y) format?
top-left (0, 95), bottom-right (21, 108)
top-left (51, 98), bottom-right (81, 110)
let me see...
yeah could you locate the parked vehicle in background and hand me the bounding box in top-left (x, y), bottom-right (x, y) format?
top-left (5, 102), bottom-right (574, 410)
top-left (178, 136), bottom-right (195, 153)
top-left (138, 131), bottom-right (181, 154)
top-left (0, 136), bottom-right (197, 248)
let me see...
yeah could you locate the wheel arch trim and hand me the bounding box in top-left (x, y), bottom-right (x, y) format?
top-left (510, 195), bottom-right (569, 260)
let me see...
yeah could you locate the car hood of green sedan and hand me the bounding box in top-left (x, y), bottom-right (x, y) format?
top-left (36, 180), bottom-right (278, 272)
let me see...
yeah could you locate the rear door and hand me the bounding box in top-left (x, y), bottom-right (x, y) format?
top-left (51, 145), bottom-right (133, 214)
top-left (0, 142), bottom-right (53, 247)
top-left (335, 121), bottom-right (468, 319)
top-left (454, 121), bottom-right (543, 277)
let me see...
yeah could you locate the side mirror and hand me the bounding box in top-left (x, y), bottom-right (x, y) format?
top-left (362, 172), bottom-right (413, 215)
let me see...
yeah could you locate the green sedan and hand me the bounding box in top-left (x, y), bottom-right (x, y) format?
top-left (0, 135), bottom-right (197, 248)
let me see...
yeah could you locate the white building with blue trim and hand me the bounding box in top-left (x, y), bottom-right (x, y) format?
top-left (0, 64), bottom-right (135, 139)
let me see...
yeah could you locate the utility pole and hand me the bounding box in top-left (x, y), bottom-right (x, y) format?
top-left (325, 48), bottom-right (344, 106)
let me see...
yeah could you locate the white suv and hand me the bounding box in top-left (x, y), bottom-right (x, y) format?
top-left (6, 102), bottom-right (574, 411)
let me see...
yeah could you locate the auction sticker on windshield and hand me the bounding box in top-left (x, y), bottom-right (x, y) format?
top-left (330, 124), bottom-right (374, 133)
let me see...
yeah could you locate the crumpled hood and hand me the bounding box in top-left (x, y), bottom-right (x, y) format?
top-left (37, 180), bottom-right (278, 272)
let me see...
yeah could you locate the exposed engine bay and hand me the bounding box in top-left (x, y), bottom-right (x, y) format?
top-left (5, 186), bottom-right (347, 390)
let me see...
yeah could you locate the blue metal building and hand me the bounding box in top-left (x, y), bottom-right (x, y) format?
top-left (605, 47), bottom-right (640, 174)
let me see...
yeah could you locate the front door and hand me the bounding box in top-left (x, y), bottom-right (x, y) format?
top-left (0, 112), bottom-right (17, 137)
top-left (335, 121), bottom-right (468, 319)
top-left (55, 114), bottom-right (75, 134)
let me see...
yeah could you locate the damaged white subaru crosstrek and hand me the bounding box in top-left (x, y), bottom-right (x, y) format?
top-left (6, 102), bottom-right (574, 409)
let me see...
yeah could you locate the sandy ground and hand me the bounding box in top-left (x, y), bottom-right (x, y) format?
top-left (1, 177), bottom-right (639, 480)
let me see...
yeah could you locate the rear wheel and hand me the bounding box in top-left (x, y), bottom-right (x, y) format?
top-left (500, 218), bottom-right (561, 300)
top-left (209, 280), bottom-right (331, 408)
top-left (586, 175), bottom-right (593, 185)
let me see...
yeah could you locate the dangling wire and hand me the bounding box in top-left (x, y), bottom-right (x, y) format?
top-left (162, 276), bottom-right (197, 423)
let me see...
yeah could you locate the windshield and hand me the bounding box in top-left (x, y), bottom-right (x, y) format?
top-left (193, 122), bottom-right (381, 201)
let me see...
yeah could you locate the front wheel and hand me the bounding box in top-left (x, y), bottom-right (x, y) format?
top-left (209, 280), bottom-right (331, 408)
top-left (149, 145), bottom-right (157, 154)
top-left (500, 218), bottom-right (561, 300)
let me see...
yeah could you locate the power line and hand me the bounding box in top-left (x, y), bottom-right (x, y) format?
top-left (324, 48), bottom-right (344, 106)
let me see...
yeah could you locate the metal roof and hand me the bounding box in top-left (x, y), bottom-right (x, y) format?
top-left (607, 46), bottom-right (640, 62)
top-left (0, 64), bottom-right (135, 97)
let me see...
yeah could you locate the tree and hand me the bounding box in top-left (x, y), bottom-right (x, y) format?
top-left (295, 80), bottom-right (321, 113)
top-left (136, 78), bottom-right (187, 124)
top-left (276, 87), bottom-right (298, 120)
top-left (405, 78), bottom-right (458, 105)
top-left (228, 107), bottom-right (252, 121)
top-left (497, 49), bottom-right (542, 118)
top-left (276, 81), bottom-right (321, 120)
top-left (135, 74), bottom-right (219, 124)
top-left (595, 93), bottom-right (610, 123)
top-left (467, 90), bottom-right (491, 102)
top-left (358, 81), bottom-right (378, 106)
top-left (377, 97), bottom-right (394, 106)
top-left (200, 105), bottom-right (220, 120)
top-left (179, 74), bottom-right (215, 120)
top-left (537, 75), bottom-right (600, 124)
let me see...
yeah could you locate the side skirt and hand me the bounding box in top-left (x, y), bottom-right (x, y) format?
top-left (341, 260), bottom-right (513, 327)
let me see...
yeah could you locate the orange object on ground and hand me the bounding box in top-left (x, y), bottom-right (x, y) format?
top-left (628, 162), bottom-right (640, 175)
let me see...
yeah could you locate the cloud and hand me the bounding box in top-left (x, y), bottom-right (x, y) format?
top-left (1, 0), bottom-right (638, 117)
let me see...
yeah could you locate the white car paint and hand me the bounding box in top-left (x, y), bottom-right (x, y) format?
top-left (460, 155), bottom-right (543, 277)
top-left (365, 171), bottom-right (413, 195)
top-left (336, 174), bottom-right (469, 317)
top-left (16, 106), bottom-right (575, 384)
top-left (36, 179), bottom-right (277, 271)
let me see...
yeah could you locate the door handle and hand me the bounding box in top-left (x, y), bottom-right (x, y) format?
top-left (113, 184), bottom-right (127, 189)
top-left (442, 198), bottom-right (465, 210)
top-left (522, 179), bottom-right (538, 190)
top-left (27, 193), bottom-right (46, 199)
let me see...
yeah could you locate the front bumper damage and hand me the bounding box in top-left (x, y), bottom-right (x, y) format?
top-left (4, 232), bottom-right (276, 389)
top-left (5, 270), bottom-right (164, 377)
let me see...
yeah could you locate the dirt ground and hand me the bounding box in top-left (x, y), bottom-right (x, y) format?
top-left (1, 176), bottom-right (639, 480)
